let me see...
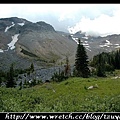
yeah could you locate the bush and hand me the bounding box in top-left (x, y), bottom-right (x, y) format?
top-left (105, 64), bottom-right (115, 72)
top-left (51, 71), bottom-right (68, 82)
top-left (96, 64), bottom-right (106, 77)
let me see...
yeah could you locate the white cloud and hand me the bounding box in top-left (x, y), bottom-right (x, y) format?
top-left (0, 4), bottom-right (120, 36)
top-left (68, 6), bottom-right (120, 37)
top-left (0, 4), bottom-right (93, 22)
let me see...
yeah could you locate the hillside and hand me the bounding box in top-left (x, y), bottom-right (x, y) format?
top-left (1, 17), bottom-right (120, 70)
top-left (71, 31), bottom-right (120, 59)
top-left (1, 17), bottom-right (120, 85)
top-left (1, 70), bottom-right (120, 112)
top-left (0, 17), bottom-right (77, 71)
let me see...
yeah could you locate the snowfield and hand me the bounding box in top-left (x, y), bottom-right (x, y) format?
top-left (4, 22), bottom-right (15, 32)
top-left (4, 22), bottom-right (25, 33)
top-left (17, 22), bottom-right (25, 26)
top-left (7, 34), bottom-right (19, 50)
top-left (0, 49), bottom-right (4, 53)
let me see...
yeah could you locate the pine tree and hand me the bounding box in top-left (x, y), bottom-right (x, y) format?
top-left (64, 56), bottom-right (71, 77)
top-left (6, 63), bottom-right (16, 88)
top-left (30, 63), bottom-right (34, 73)
top-left (96, 64), bottom-right (106, 77)
top-left (96, 53), bottom-right (106, 77)
top-left (75, 39), bottom-right (90, 78)
top-left (114, 49), bottom-right (120, 69)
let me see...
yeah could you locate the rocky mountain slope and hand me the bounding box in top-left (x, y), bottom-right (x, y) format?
top-left (70, 31), bottom-right (120, 59)
top-left (1, 17), bottom-right (120, 82)
top-left (0, 17), bottom-right (77, 71)
top-left (1, 17), bottom-right (120, 71)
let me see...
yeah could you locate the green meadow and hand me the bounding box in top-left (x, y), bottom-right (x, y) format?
top-left (1, 70), bottom-right (120, 112)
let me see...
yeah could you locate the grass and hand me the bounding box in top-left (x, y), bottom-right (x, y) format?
top-left (1, 72), bottom-right (120, 112)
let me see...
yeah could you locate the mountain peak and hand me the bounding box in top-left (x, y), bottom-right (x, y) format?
top-left (36, 21), bottom-right (55, 32)
top-left (0, 17), bottom-right (30, 24)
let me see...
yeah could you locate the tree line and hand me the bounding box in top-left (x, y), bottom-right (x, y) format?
top-left (90, 49), bottom-right (120, 77)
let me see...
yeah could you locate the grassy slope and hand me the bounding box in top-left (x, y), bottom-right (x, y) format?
top-left (1, 72), bottom-right (120, 112)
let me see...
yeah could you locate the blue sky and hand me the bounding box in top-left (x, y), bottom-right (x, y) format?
top-left (0, 4), bottom-right (120, 36)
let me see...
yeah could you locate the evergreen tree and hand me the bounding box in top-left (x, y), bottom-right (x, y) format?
top-left (75, 39), bottom-right (90, 78)
top-left (0, 70), bottom-right (6, 86)
top-left (96, 64), bottom-right (106, 77)
top-left (114, 49), bottom-right (120, 69)
top-left (6, 64), bottom-right (16, 88)
top-left (96, 53), bottom-right (106, 77)
top-left (64, 56), bottom-right (71, 77)
top-left (30, 63), bottom-right (34, 73)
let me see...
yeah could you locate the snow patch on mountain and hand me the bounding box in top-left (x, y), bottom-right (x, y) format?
top-left (99, 40), bottom-right (113, 48)
top-left (17, 22), bottom-right (25, 26)
top-left (7, 34), bottom-right (19, 50)
top-left (99, 44), bottom-right (109, 48)
top-left (0, 49), bottom-right (4, 53)
top-left (114, 44), bottom-right (119, 46)
top-left (115, 46), bottom-right (120, 48)
top-left (4, 22), bottom-right (15, 32)
top-left (83, 43), bottom-right (89, 46)
top-left (105, 40), bottom-right (112, 45)
top-left (4, 21), bottom-right (25, 33)
top-left (84, 41), bottom-right (88, 43)
top-left (82, 36), bottom-right (88, 39)
top-left (70, 34), bottom-right (92, 51)
top-left (71, 37), bottom-right (79, 44)
top-left (86, 47), bottom-right (91, 51)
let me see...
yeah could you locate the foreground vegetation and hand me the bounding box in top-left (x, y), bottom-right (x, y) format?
top-left (1, 70), bottom-right (120, 112)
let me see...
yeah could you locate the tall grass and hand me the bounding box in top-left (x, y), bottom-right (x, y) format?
top-left (1, 76), bottom-right (120, 112)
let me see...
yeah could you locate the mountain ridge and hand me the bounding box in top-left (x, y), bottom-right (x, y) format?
top-left (1, 17), bottom-right (120, 70)
top-left (0, 17), bottom-right (77, 71)
top-left (1, 17), bottom-right (120, 82)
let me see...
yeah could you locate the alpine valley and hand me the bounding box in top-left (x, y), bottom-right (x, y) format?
top-left (0, 17), bottom-right (120, 81)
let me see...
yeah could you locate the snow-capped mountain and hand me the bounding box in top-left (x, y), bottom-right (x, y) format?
top-left (69, 31), bottom-right (120, 58)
